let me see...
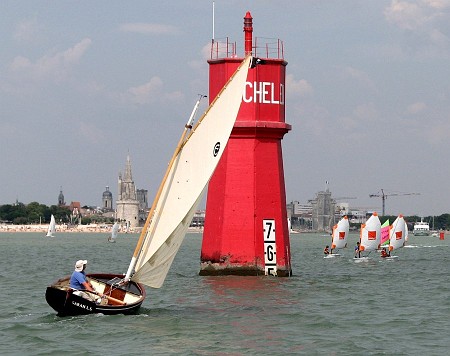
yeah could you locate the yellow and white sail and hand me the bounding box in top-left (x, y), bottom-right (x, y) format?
top-left (130, 56), bottom-right (252, 288)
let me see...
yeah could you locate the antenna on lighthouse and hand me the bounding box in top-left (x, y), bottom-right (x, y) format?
top-left (212, 1), bottom-right (215, 42)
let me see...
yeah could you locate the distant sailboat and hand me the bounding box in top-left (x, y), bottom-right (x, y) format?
top-left (325, 216), bottom-right (349, 258)
top-left (355, 212), bottom-right (381, 261)
top-left (46, 215), bottom-right (56, 237)
top-left (108, 222), bottom-right (119, 243)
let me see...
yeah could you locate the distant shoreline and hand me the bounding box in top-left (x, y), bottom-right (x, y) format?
top-left (0, 224), bottom-right (204, 234)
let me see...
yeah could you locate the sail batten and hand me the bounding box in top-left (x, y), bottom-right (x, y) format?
top-left (130, 55), bottom-right (252, 288)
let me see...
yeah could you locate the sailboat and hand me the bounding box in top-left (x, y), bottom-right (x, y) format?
top-left (383, 215), bottom-right (406, 260)
top-left (46, 215), bottom-right (56, 237)
top-left (45, 55), bottom-right (253, 316)
top-left (355, 212), bottom-right (381, 261)
top-left (325, 216), bottom-right (349, 258)
top-left (108, 222), bottom-right (119, 243)
top-left (380, 219), bottom-right (390, 248)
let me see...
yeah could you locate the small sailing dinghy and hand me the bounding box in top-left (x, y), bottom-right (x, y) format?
top-left (108, 222), bottom-right (119, 243)
top-left (384, 215), bottom-right (407, 260)
top-left (354, 212), bottom-right (381, 262)
top-left (46, 215), bottom-right (56, 237)
top-left (325, 216), bottom-right (349, 258)
top-left (45, 55), bottom-right (253, 316)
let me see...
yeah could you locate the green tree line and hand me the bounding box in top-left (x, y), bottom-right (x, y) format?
top-left (0, 202), bottom-right (71, 225)
top-left (0, 202), bottom-right (120, 225)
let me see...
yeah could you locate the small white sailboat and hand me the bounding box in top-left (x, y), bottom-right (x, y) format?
top-left (355, 212), bottom-right (381, 261)
top-left (46, 215), bottom-right (56, 237)
top-left (108, 222), bottom-right (119, 243)
top-left (325, 216), bottom-right (349, 258)
top-left (46, 54), bottom-right (253, 316)
top-left (384, 214), bottom-right (407, 260)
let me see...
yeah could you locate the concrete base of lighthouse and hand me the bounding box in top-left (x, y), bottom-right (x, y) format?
top-left (199, 263), bottom-right (291, 277)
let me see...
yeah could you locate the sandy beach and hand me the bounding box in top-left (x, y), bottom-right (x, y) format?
top-left (0, 224), bottom-right (204, 234)
top-left (0, 223), bottom-right (138, 234)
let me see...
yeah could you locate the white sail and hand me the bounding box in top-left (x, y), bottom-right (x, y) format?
top-left (109, 222), bottom-right (119, 242)
top-left (331, 216), bottom-right (349, 250)
top-left (131, 55), bottom-right (252, 288)
top-left (389, 215), bottom-right (406, 251)
top-left (360, 212), bottom-right (381, 253)
top-left (46, 215), bottom-right (56, 237)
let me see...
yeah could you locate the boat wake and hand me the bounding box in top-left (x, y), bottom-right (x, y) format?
top-left (405, 244), bottom-right (446, 249)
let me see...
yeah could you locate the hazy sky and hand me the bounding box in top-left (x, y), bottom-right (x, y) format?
top-left (1, 1), bottom-right (449, 217)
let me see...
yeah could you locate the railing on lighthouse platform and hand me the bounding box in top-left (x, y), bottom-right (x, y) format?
top-left (210, 37), bottom-right (284, 60)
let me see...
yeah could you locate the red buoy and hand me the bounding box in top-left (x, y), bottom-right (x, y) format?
top-left (200, 12), bottom-right (292, 276)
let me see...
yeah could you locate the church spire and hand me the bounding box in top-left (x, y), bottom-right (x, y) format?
top-left (58, 186), bottom-right (65, 206)
top-left (116, 154), bottom-right (139, 229)
top-left (124, 154), bottom-right (133, 181)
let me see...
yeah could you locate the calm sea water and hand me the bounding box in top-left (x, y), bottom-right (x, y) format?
top-left (0, 231), bottom-right (448, 355)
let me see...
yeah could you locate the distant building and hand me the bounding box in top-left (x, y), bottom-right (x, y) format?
top-left (102, 186), bottom-right (113, 211)
top-left (310, 188), bottom-right (336, 232)
top-left (58, 187), bottom-right (65, 206)
top-left (287, 201), bottom-right (312, 230)
top-left (287, 201), bottom-right (313, 216)
top-left (116, 155), bottom-right (139, 228)
top-left (69, 201), bottom-right (81, 225)
top-left (136, 189), bottom-right (148, 210)
top-left (191, 210), bottom-right (205, 227)
top-left (136, 188), bottom-right (148, 224)
top-left (336, 202), bottom-right (349, 216)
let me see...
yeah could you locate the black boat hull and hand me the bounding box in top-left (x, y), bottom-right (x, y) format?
top-left (45, 273), bottom-right (146, 316)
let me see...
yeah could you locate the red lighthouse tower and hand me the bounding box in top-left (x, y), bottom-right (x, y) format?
top-left (200, 12), bottom-right (292, 276)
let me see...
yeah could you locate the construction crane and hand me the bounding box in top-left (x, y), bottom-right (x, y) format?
top-left (369, 189), bottom-right (420, 216)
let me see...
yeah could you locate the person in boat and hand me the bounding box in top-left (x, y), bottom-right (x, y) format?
top-left (323, 245), bottom-right (330, 255)
top-left (330, 232), bottom-right (334, 254)
top-left (69, 260), bottom-right (102, 302)
top-left (354, 242), bottom-right (361, 258)
top-left (380, 248), bottom-right (390, 258)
